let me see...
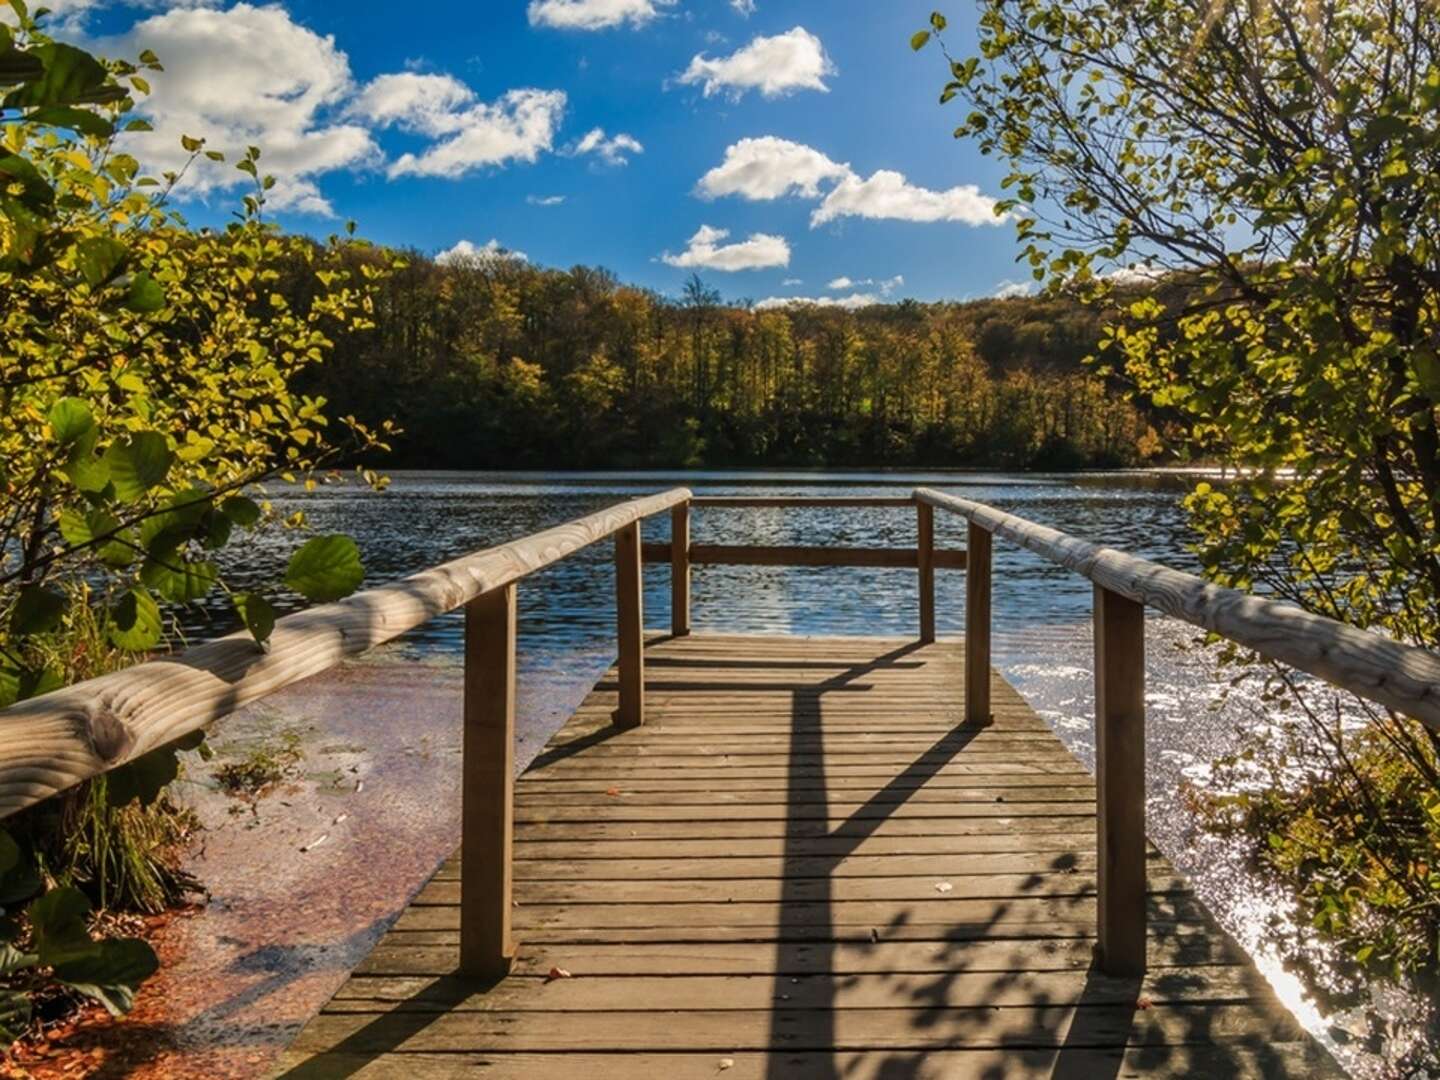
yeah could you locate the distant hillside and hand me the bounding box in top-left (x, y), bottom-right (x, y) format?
top-left (287, 249), bottom-right (1168, 470)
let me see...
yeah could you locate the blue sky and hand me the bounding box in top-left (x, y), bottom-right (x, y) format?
top-left (65, 1), bottom-right (1028, 306)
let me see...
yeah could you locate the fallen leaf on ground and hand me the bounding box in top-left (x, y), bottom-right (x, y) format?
top-left (935, 881), bottom-right (953, 893)
top-left (1136, 996), bottom-right (1152, 1010)
top-left (546, 966), bottom-right (573, 982)
top-left (718, 1059), bottom-right (735, 1072)
top-left (605, 787), bottom-right (621, 797)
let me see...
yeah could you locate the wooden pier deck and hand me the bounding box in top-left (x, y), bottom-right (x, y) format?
top-left (277, 633), bottom-right (1340, 1079)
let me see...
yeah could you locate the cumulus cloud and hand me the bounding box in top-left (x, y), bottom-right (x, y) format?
top-left (698, 139), bottom-right (1002, 232)
top-left (107, 3), bottom-right (378, 215)
top-left (101, 6), bottom-right (572, 214)
top-left (994, 279), bottom-right (1036, 299)
top-left (437, 238), bottom-right (528, 265)
top-left (811, 170), bottom-right (1003, 227)
top-left (569, 127), bottom-right (643, 165)
top-left (697, 136), bottom-right (849, 201)
top-left (755, 292), bottom-right (881, 311)
top-left (661, 225), bottom-right (789, 271)
top-left (527, 0), bottom-right (672, 30)
top-left (828, 274), bottom-right (904, 294)
top-left (677, 27), bottom-right (833, 99)
top-left (354, 73), bottom-right (566, 179)
top-left (731, 0), bottom-right (756, 14)
top-left (527, 194), bottom-right (567, 206)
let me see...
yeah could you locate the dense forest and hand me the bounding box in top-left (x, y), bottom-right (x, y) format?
top-left (296, 249), bottom-right (1167, 470)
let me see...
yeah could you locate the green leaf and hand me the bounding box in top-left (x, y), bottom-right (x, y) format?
top-left (124, 271), bottom-right (165, 313)
top-left (25, 104), bottom-right (113, 138)
top-left (107, 587), bottom-right (162, 651)
top-left (3, 43), bottom-right (124, 108)
top-left (104, 432), bottom-right (172, 502)
top-left (106, 746), bottom-right (179, 807)
top-left (61, 427), bottom-right (110, 494)
top-left (139, 556), bottom-right (218, 603)
top-left (910, 30), bottom-right (931, 51)
top-left (48, 397), bottom-right (94, 445)
top-left (28, 886), bottom-right (93, 965)
top-left (73, 235), bottom-right (128, 288)
top-left (58, 507), bottom-right (135, 568)
top-left (235, 592), bottom-right (276, 646)
top-left (220, 495), bottom-right (262, 527)
top-left (10, 585), bottom-right (66, 636)
top-left (285, 535), bottom-right (363, 602)
top-left (55, 938), bottom-right (158, 1018)
top-left (0, 665), bottom-right (61, 708)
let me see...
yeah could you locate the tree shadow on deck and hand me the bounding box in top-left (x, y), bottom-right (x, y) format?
top-left (757, 640), bottom-right (1312, 1080)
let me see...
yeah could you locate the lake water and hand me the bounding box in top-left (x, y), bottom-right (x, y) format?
top-left (203, 469), bottom-right (1388, 1074)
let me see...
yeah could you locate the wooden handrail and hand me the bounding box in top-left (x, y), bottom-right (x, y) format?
top-left (638, 542), bottom-right (967, 570)
top-left (915, 486), bottom-right (1440, 730)
top-left (690, 496), bottom-right (916, 507)
top-left (0, 487), bottom-right (691, 819)
top-left (917, 482), bottom-right (1440, 979)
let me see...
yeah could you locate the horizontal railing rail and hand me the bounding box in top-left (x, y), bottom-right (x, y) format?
top-left (0, 487), bottom-right (691, 821)
top-left (640, 542), bottom-right (967, 570)
top-left (915, 483), bottom-right (1440, 980)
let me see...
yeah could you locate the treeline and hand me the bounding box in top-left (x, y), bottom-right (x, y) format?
top-left (293, 250), bottom-right (1166, 470)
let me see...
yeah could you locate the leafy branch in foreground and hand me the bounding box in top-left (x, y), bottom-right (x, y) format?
top-left (917, 0), bottom-right (1440, 1064)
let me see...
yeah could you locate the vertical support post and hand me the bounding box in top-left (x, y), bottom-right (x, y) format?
top-left (460, 583), bottom-right (516, 979)
top-left (1094, 584), bottom-right (1147, 976)
top-left (671, 502), bottom-right (691, 637)
top-left (964, 522), bottom-right (992, 725)
top-left (917, 500), bottom-right (935, 644)
top-left (615, 521), bottom-right (645, 727)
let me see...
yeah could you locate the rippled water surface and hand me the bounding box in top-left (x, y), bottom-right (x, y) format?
top-left (203, 469), bottom-right (1385, 1073)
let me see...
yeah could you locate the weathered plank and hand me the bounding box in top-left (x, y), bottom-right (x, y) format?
top-left (281, 634), bottom-right (1336, 1078)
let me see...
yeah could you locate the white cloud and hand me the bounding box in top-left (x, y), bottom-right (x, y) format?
top-left (354, 74), bottom-right (566, 179)
top-left (827, 274), bottom-right (904, 295)
top-left (1104, 262), bottom-right (1166, 285)
top-left (527, 0), bottom-right (672, 30)
top-left (697, 136), bottom-right (849, 201)
top-left (677, 27), bottom-right (833, 99)
top-left (527, 194), bottom-right (566, 206)
top-left (731, 0), bottom-right (756, 14)
top-left (755, 292), bottom-right (881, 311)
top-left (812, 170), bottom-right (1004, 227)
top-left (569, 127), bottom-right (643, 165)
top-left (661, 225), bottom-right (789, 271)
top-left (437, 239), bottom-right (528, 265)
top-left (781, 277), bottom-right (802, 286)
top-left (994, 279), bottom-right (1036, 299)
top-left (698, 139), bottom-right (1001, 232)
top-left (108, 3), bottom-right (378, 215)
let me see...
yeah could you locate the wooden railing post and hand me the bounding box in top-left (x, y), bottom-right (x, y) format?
top-left (615, 521), bottom-right (645, 727)
top-left (671, 502), bottom-right (691, 637)
top-left (460, 583), bottom-right (516, 979)
top-left (1094, 584), bottom-right (1146, 976)
top-left (964, 522), bottom-right (992, 724)
top-left (917, 501), bottom-right (935, 643)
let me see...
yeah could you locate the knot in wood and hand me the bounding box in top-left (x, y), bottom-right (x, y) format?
top-left (84, 706), bottom-right (133, 763)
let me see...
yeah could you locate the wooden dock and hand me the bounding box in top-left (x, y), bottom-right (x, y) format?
top-left (277, 634), bottom-right (1340, 1078)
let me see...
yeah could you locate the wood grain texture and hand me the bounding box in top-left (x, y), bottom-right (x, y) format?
top-left (281, 634), bottom-right (1338, 1078)
top-left (1095, 585), bottom-right (1147, 976)
top-left (918, 486), bottom-right (1440, 729)
top-left (671, 502), bottom-right (690, 636)
top-left (614, 522), bottom-right (644, 728)
top-left (459, 584), bottom-right (515, 978)
top-left (965, 522), bottom-right (993, 724)
top-left (0, 488), bottom-right (690, 818)
top-left (917, 501), bottom-right (935, 643)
